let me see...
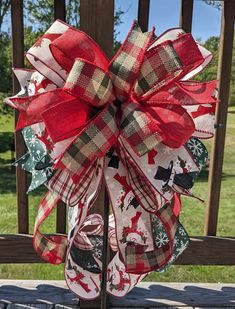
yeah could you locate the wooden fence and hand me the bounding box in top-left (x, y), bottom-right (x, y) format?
top-left (0, 0), bottom-right (235, 308)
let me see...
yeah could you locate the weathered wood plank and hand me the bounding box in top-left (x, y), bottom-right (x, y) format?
top-left (138, 0), bottom-right (150, 32)
top-left (54, 0), bottom-right (66, 20)
top-left (149, 307), bottom-right (194, 309)
top-left (0, 235), bottom-right (234, 264)
top-left (0, 281), bottom-right (234, 307)
top-left (7, 305), bottom-right (53, 309)
top-left (0, 235), bottom-right (40, 263)
top-left (80, 2), bottom-right (114, 308)
top-left (54, 305), bottom-right (79, 309)
top-left (175, 236), bottom-right (235, 265)
top-left (80, 0), bottom-right (114, 58)
top-left (179, 0), bottom-right (194, 33)
top-left (56, 200), bottom-right (67, 235)
top-left (195, 307), bottom-right (235, 309)
top-left (112, 307), bottom-right (145, 309)
top-left (110, 282), bottom-right (235, 307)
top-left (11, 0), bottom-right (29, 235)
top-left (0, 280), bottom-right (77, 304)
top-left (53, 0), bottom-right (67, 236)
top-left (205, 0), bottom-right (235, 236)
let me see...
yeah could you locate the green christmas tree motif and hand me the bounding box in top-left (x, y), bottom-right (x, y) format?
top-left (14, 126), bottom-right (54, 192)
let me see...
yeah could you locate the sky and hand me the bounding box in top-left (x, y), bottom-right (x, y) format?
top-left (2, 0), bottom-right (222, 43)
top-left (115, 0), bottom-right (222, 43)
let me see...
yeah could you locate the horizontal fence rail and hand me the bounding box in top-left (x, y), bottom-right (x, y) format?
top-left (0, 234), bottom-right (234, 265)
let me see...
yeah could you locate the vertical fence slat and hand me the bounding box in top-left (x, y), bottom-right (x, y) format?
top-left (11, 0), bottom-right (29, 234)
top-left (80, 0), bottom-right (114, 58)
top-left (138, 0), bottom-right (150, 32)
top-left (53, 0), bottom-right (67, 235)
top-left (205, 0), bottom-right (235, 236)
top-left (54, 0), bottom-right (66, 20)
top-left (80, 2), bottom-right (114, 308)
top-left (179, 0), bottom-right (194, 32)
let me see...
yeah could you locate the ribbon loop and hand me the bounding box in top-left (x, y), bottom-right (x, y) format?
top-left (26, 20), bottom-right (69, 86)
top-left (120, 102), bottom-right (163, 156)
top-left (50, 26), bottom-right (109, 72)
top-left (33, 191), bottom-right (67, 264)
top-left (64, 59), bottom-right (115, 107)
top-left (134, 41), bottom-right (183, 98)
top-left (57, 103), bottom-right (118, 177)
top-left (109, 21), bottom-right (154, 101)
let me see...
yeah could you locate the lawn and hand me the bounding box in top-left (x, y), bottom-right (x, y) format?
top-left (0, 102), bottom-right (234, 282)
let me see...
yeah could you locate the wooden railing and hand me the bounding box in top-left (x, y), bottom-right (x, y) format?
top-left (0, 0), bottom-right (235, 307)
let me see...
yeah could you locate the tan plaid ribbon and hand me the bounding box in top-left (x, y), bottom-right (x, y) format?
top-left (33, 191), bottom-right (67, 264)
top-left (125, 203), bottom-right (178, 273)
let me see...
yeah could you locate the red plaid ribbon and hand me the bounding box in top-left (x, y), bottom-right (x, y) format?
top-left (125, 203), bottom-right (177, 273)
top-left (33, 191), bottom-right (67, 264)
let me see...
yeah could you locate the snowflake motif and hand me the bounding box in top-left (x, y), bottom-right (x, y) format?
top-left (187, 139), bottom-right (204, 157)
top-left (178, 226), bottom-right (187, 236)
top-left (174, 237), bottom-right (180, 246)
top-left (93, 248), bottom-right (102, 259)
top-left (176, 240), bottom-right (189, 254)
top-left (27, 136), bottom-right (39, 147)
top-left (33, 150), bottom-right (44, 162)
top-left (90, 237), bottom-right (103, 248)
top-left (155, 231), bottom-right (169, 247)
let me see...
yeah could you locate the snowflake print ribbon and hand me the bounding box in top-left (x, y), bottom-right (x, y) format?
top-left (4, 19), bottom-right (217, 299)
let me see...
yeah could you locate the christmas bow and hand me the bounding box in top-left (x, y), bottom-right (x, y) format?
top-left (4, 20), bottom-right (217, 299)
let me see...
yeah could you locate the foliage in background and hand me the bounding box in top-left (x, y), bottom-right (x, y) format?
top-left (25, 0), bottom-right (80, 31)
top-left (196, 35), bottom-right (235, 104)
top-left (0, 0), bottom-right (10, 31)
top-left (0, 0), bottom-right (125, 95)
top-left (203, 0), bottom-right (222, 10)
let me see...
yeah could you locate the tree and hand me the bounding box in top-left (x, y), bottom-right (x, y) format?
top-left (25, 0), bottom-right (124, 52)
top-left (197, 35), bottom-right (235, 105)
top-left (25, 0), bottom-right (80, 31)
top-left (0, 33), bottom-right (11, 93)
top-left (203, 1), bottom-right (222, 10)
top-left (0, 0), bottom-right (10, 32)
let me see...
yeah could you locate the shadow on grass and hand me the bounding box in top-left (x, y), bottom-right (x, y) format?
top-left (0, 166), bottom-right (46, 196)
top-left (0, 132), bottom-right (14, 153)
top-left (0, 158), bottom-right (12, 165)
top-left (197, 168), bottom-right (235, 182)
top-left (0, 167), bottom-right (16, 194)
top-left (197, 168), bottom-right (209, 182)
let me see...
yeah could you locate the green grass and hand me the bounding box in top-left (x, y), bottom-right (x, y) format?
top-left (0, 105), bottom-right (235, 282)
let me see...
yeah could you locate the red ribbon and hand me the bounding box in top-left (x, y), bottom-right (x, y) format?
top-left (8, 20), bottom-right (217, 158)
